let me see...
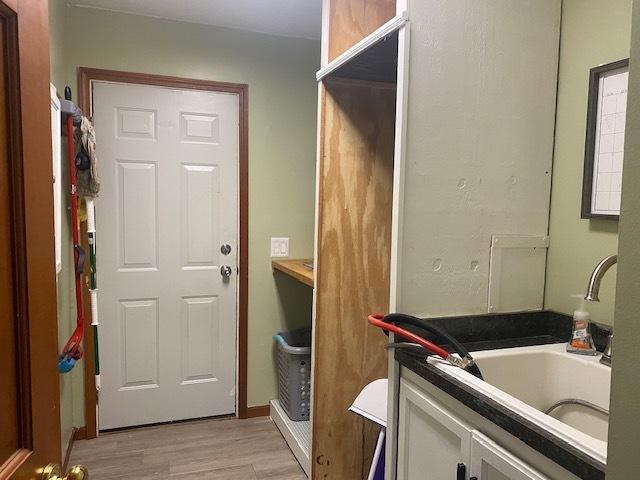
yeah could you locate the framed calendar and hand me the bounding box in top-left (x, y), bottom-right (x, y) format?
top-left (582, 58), bottom-right (629, 219)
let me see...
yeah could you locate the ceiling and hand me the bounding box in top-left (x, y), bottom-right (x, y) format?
top-left (67, 0), bottom-right (322, 40)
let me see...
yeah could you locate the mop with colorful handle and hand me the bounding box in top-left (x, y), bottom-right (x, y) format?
top-left (74, 98), bottom-right (101, 388)
top-left (58, 100), bottom-right (86, 373)
top-left (58, 86), bottom-right (101, 376)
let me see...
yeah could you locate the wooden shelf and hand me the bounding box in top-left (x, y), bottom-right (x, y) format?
top-left (316, 12), bottom-right (407, 84)
top-left (272, 258), bottom-right (314, 287)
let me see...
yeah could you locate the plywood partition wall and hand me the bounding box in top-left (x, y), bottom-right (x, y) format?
top-left (328, 0), bottom-right (396, 61)
top-left (313, 79), bottom-right (396, 479)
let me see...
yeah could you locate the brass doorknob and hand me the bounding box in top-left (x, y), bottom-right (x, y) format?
top-left (42, 464), bottom-right (89, 480)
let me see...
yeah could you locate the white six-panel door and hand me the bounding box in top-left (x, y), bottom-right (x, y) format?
top-left (93, 81), bottom-right (239, 429)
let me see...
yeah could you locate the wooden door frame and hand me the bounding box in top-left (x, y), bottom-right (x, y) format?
top-left (0, 0), bottom-right (61, 476)
top-left (78, 67), bottom-right (249, 439)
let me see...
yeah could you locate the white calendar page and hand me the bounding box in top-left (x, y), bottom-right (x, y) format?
top-left (591, 66), bottom-right (628, 215)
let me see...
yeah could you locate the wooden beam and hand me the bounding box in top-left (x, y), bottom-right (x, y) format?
top-left (312, 78), bottom-right (396, 479)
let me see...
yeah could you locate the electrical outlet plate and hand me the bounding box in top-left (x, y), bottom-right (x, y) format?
top-left (271, 237), bottom-right (289, 257)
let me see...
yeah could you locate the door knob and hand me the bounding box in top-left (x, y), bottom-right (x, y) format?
top-left (42, 464), bottom-right (89, 480)
top-left (220, 265), bottom-right (233, 278)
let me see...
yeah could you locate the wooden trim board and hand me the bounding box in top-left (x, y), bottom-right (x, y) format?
top-left (312, 78), bottom-right (396, 479)
top-left (245, 405), bottom-right (271, 418)
top-left (73, 426), bottom-right (87, 441)
top-left (62, 427), bottom-right (85, 472)
top-left (78, 67), bottom-right (250, 436)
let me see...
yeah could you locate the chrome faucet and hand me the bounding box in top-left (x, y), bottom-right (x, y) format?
top-left (585, 254), bottom-right (618, 301)
top-left (584, 254), bottom-right (617, 366)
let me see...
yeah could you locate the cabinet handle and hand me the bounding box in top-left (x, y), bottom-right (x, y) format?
top-left (457, 463), bottom-right (466, 480)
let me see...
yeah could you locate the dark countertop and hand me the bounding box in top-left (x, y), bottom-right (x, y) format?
top-left (394, 310), bottom-right (609, 480)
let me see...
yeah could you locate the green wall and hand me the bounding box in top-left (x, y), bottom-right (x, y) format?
top-left (49, 0), bottom-right (319, 433)
top-left (545, 0), bottom-right (631, 324)
top-left (607, 2), bottom-right (640, 476)
top-left (49, 0), bottom-right (85, 450)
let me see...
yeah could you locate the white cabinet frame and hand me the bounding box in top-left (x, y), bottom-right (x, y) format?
top-left (385, 15), bottom-right (411, 479)
top-left (470, 431), bottom-right (549, 480)
top-left (315, 12), bottom-right (408, 81)
top-left (397, 378), bottom-right (472, 479)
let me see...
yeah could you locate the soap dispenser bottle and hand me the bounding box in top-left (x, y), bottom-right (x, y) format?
top-left (567, 295), bottom-right (597, 355)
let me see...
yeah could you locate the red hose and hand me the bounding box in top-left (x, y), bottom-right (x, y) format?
top-left (368, 313), bottom-right (450, 360)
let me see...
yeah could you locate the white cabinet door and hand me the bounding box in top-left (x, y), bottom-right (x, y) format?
top-left (470, 431), bottom-right (549, 480)
top-left (397, 378), bottom-right (473, 480)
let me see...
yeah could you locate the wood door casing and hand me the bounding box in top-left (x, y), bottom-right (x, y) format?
top-left (312, 78), bottom-right (395, 479)
top-left (0, 13), bottom-right (20, 462)
top-left (78, 67), bottom-right (250, 438)
top-left (94, 81), bottom-right (239, 429)
top-left (0, 0), bottom-right (61, 477)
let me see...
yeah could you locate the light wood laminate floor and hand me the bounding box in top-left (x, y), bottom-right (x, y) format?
top-left (69, 417), bottom-right (307, 479)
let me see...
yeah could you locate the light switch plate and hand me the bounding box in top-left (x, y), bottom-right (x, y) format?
top-left (270, 237), bottom-right (289, 257)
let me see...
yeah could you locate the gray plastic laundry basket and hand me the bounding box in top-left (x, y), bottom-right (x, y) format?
top-left (275, 327), bottom-right (312, 421)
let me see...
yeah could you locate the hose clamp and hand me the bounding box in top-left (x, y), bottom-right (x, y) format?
top-left (446, 355), bottom-right (476, 370)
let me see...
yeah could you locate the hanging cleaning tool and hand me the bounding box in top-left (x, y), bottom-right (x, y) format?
top-left (86, 198), bottom-right (100, 389)
top-left (74, 95), bottom-right (101, 388)
top-left (58, 87), bottom-right (86, 374)
top-left (367, 313), bottom-right (484, 379)
top-left (75, 115), bottom-right (100, 198)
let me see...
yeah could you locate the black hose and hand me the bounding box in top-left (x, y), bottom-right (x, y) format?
top-left (383, 313), bottom-right (484, 379)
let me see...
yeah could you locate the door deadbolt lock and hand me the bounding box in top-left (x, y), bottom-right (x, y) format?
top-left (220, 265), bottom-right (233, 278)
top-left (220, 243), bottom-right (232, 255)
